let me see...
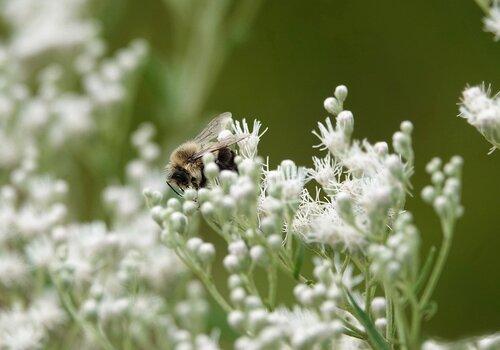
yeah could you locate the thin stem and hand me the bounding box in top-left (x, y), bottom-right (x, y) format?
top-left (50, 274), bottom-right (115, 350)
top-left (174, 248), bottom-right (233, 313)
top-left (406, 287), bottom-right (421, 350)
top-left (419, 220), bottom-right (453, 309)
top-left (385, 291), bottom-right (394, 346)
top-left (267, 264), bottom-right (277, 309)
top-left (473, 0), bottom-right (491, 13)
top-left (392, 291), bottom-right (409, 350)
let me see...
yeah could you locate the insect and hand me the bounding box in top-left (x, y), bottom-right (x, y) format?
top-left (165, 112), bottom-right (247, 195)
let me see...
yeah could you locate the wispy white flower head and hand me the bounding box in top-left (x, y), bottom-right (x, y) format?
top-left (3, 0), bottom-right (99, 60)
top-left (0, 253), bottom-right (29, 288)
top-left (309, 203), bottom-right (366, 252)
top-left (266, 160), bottom-right (308, 201)
top-left (460, 84), bottom-right (500, 153)
top-left (233, 119), bottom-right (267, 159)
top-left (0, 308), bottom-right (45, 350)
top-left (484, 4), bottom-right (500, 40)
top-left (309, 154), bottom-right (341, 187)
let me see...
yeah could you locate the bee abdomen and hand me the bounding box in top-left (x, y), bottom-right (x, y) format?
top-left (216, 147), bottom-right (238, 172)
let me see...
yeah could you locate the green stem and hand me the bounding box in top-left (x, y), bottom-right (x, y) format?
top-left (419, 221), bottom-right (453, 309)
top-left (385, 293), bottom-right (394, 346)
top-left (50, 274), bottom-right (115, 350)
top-left (473, 0), bottom-right (491, 13)
top-left (392, 292), bottom-right (409, 350)
top-left (174, 248), bottom-right (233, 313)
top-left (407, 288), bottom-right (421, 350)
top-left (267, 264), bottom-right (277, 309)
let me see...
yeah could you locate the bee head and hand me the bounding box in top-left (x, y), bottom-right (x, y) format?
top-left (170, 167), bottom-right (190, 187)
top-left (165, 165), bottom-right (192, 196)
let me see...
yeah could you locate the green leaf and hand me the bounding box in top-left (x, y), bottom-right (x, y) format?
top-left (414, 246), bottom-right (437, 295)
top-left (293, 241), bottom-right (305, 280)
top-left (344, 288), bottom-right (390, 350)
top-left (422, 301), bottom-right (438, 320)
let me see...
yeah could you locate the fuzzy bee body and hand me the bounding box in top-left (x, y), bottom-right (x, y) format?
top-left (165, 113), bottom-right (245, 194)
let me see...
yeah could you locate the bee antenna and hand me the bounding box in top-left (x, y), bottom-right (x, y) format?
top-left (166, 181), bottom-right (183, 197)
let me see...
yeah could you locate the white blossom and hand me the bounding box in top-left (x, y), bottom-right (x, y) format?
top-left (459, 85), bottom-right (500, 152)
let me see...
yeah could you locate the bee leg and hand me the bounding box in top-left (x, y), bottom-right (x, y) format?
top-left (216, 147), bottom-right (237, 172)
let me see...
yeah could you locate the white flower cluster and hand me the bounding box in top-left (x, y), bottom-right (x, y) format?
top-left (423, 332), bottom-right (500, 350)
top-left (0, 0), bottom-right (148, 171)
top-left (484, 1), bottom-right (500, 40)
top-left (0, 123), bottom-right (220, 349)
top-left (2, 0), bottom-right (98, 61)
top-left (149, 85), bottom-right (476, 349)
top-left (459, 85), bottom-right (500, 153)
top-left (296, 86), bottom-right (413, 255)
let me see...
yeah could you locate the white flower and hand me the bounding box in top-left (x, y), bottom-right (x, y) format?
top-left (3, 0), bottom-right (98, 60)
top-left (309, 154), bottom-right (341, 188)
top-left (460, 85), bottom-right (500, 152)
top-left (0, 308), bottom-right (45, 350)
top-left (313, 116), bottom-right (350, 157)
top-left (0, 253), bottom-right (29, 288)
top-left (28, 293), bottom-right (66, 331)
top-left (271, 160), bottom-right (308, 201)
top-left (233, 119), bottom-right (267, 159)
top-left (484, 5), bottom-right (500, 40)
top-left (25, 237), bottom-right (56, 269)
top-left (49, 94), bottom-right (94, 146)
top-left (309, 204), bottom-right (365, 252)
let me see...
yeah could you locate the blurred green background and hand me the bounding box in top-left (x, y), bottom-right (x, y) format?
top-left (99, 0), bottom-right (499, 341)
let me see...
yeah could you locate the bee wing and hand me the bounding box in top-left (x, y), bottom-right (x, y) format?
top-left (189, 134), bottom-right (249, 161)
top-left (193, 112), bottom-right (233, 145)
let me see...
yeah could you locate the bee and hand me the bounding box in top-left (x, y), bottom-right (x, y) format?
top-left (165, 112), bottom-right (247, 195)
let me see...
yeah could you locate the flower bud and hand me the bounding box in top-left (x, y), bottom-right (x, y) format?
top-left (198, 243), bottom-right (216, 264)
top-left (375, 318), bottom-right (387, 333)
top-left (170, 212), bottom-right (187, 233)
top-left (220, 170), bottom-right (237, 188)
top-left (421, 186), bottom-right (436, 203)
top-left (267, 234), bottom-right (282, 250)
top-left (220, 196), bottom-right (236, 217)
top-left (248, 309), bottom-right (268, 333)
top-left (400, 121), bottom-right (413, 134)
top-left (167, 198), bottom-right (181, 211)
top-left (433, 196), bottom-right (448, 217)
top-left (337, 111), bottom-right (354, 137)
top-left (223, 254), bottom-right (240, 273)
top-left (320, 300), bottom-right (337, 319)
top-left (151, 205), bottom-right (164, 224)
top-left (371, 297), bottom-right (386, 317)
top-left (229, 240), bottom-right (248, 258)
top-left (425, 157), bottom-right (442, 174)
top-left (183, 200), bottom-right (198, 216)
top-left (228, 311), bottom-right (246, 331)
top-left (230, 287), bottom-right (246, 305)
top-left (250, 245), bottom-right (267, 265)
top-left (200, 202), bottom-right (215, 217)
top-left (261, 215), bottom-right (279, 235)
top-left (186, 238), bottom-right (203, 252)
top-left (334, 85), bottom-right (348, 102)
top-left (228, 274), bottom-right (244, 289)
top-left (245, 296), bottom-right (263, 310)
top-left (374, 142), bottom-right (389, 156)
top-left (184, 188), bottom-right (197, 201)
top-left (202, 152), bottom-right (215, 165)
top-left (81, 299), bottom-right (98, 319)
top-left (324, 97), bottom-right (341, 115)
top-left (431, 171), bottom-right (445, 185)
top-left (204, 162), bottom-right (219, 180)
